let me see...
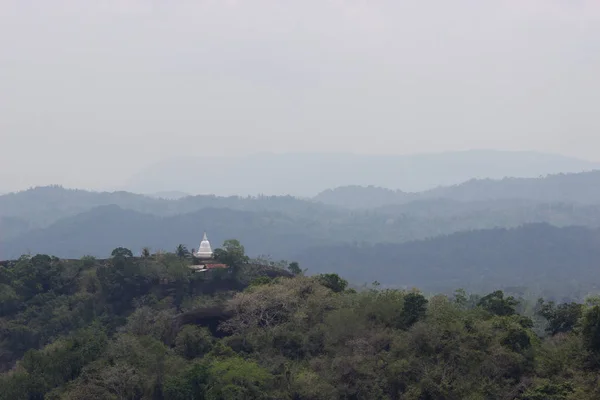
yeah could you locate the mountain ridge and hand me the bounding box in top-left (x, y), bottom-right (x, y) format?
top-left (122, 149), bottom-right (600, 196)
top-left (315, 169), bottom-right (600, 208)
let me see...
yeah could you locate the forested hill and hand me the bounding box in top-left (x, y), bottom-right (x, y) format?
top-left (6, 200), bottom-right (600, 265)
top-left (0, 185), bottom-right (337, 230)
top-left (0, 205), bottom-right (325, 260)
top-left (315, 169), bottom-right (600, 208)
top-left (295, 223), bottom-right (600, 300)
top-left (8, 174), bottom-right (600, 251)
top-left (2, 249), bottom-right (600, 399)
top-left (314, 185), bottom-right (414, 209)
top-left (4, 215), bottom-right (600, 299)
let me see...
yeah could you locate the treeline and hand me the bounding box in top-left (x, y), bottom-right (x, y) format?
top-left (2, 247), bottom-right (600, 398)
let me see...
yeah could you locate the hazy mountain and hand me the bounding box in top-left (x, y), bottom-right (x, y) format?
top-left (123, 150), bottom-right (600, 196)
top-left (6, 196), bottom-right (600, 263)
top-left (5, 213), bottom-right (600, 299)
top-left (316, 170), bottom-right (600, 208)
top-left (294, 223), bottom-right (600, 298)
top-left (0, 205), bottom-right (329, 260)
top-left (8, 170), bottom-right (600, 262)
top-left (0, 216), bottom-right (31, 241)
top-left (426, 170), bottom-right (600, 203)
top-left (148, 191), bottom-right (191, 200)
top-left (314, 185), bottom-right (414, 209)
top-left (0, 186), bottom-right (338, 230)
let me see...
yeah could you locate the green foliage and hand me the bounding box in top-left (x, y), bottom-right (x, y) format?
top-left (478, 290), bottom-right (518, 316)
top-left (288, 261), bottom-right (302, 275)
top-left (110, 247), bottom-right (133, 258)
top-left (176, 244), bottom-right (190, 259)
top-left (582, 305), bottom-right (600, 354)
top-left (141, 247), bottom-right (151, 258)
top-left (175, 326), bottom-right (214, 360)
top-left (206, 357), bottom-right (273, 400)
top-left (519, 379), bottom-right (574, 400)
top-left (214, 240), bottom-right (249, 269)
top-left (80, 255), bottom-right (96, 269)
top-left (316, 273), bottom-right (348, 293)
top-left (537, 300), bottom-right (583, 335)
top-left (163, 361), bottom-right (210, 400)
top-left (249, 276), bottom-right (272, 287)
top-left (2, 324), bottom-right (108, 399)
top-left (401, 291), bottom-right (428, 328)
top-left (3, 249), bottom-right (600, 399)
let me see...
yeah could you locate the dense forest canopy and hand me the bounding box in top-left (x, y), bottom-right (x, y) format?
top-left (2, 245), bottom-right (600, 399)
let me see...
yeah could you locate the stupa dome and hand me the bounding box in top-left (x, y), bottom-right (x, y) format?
top-left (195, 232), bottom-right (213, 259)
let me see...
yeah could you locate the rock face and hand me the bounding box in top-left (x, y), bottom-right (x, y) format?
top-left (174, 306), bottom-right (234, 338)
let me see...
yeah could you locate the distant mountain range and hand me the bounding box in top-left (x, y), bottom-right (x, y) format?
top-left (3, 208), bottom-right (600, 299)
top-left (294, 223), bottom-right (600, 300)
top-left (4, 169), bottom-right (600, 247)
top-left (4, 168), bottom-right (600, 298)
top-left (0, 205), bottom-right (325, 261)
top-left (315, 170), bottom-right (600, 208)
top-left (121, 150), bottom-right (600, 196)
top-left (0, 185), bottom-right (340, 236)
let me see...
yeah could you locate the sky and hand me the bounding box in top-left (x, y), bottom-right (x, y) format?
top-left (1, 0), bottom-right (600, 192)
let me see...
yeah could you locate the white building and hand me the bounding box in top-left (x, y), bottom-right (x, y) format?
top-left (194, 232), bottom-right (214, 260)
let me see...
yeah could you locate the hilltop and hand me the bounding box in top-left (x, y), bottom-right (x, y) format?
top-left (315, 169), bottom-right (600, 208)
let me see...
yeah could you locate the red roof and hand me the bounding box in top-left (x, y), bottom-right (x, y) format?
top-left (205, 263), bottom-right (228, 269)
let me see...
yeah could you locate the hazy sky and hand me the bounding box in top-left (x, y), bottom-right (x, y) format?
top-left (2, 0), bottom-right (600, 192)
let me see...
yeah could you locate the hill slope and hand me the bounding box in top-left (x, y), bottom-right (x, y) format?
top-left (315, 170), bottom-right (600, 208)
top-left (295, 223), bottom-right (600, 298)
top-left (5, 208), bottom-right (600, 299)
top-left (7, 199), bottom-right (600, 263)
top-left (0, 205), bottom-right (327, 260)
top-left (0, 186), bottom-right (338, 231)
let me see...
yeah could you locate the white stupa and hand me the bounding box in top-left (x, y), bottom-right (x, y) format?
top-left (194, 232), bottom-right (213, 259)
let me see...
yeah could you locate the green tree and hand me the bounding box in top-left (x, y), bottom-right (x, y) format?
top-left (288, 261), bottom-right (302, 275)
top-left (537, 300), bottom-right (583, 335)
top-left (141, 247), bottom-right (151, 258)
top-left (164, 361), bottom-right (210, 400)
top-left (582, 305), bottom-right (600, 354)
top-left (80, 255), bottom-right (96, 269)
top-left (176, 244), bottom-right (190, 259)
top-left (316, 273), bottom-right (348, 293)
top-left (402, 291), bottom-right (428, 328)
top-left (214, 239), bottom-right (249, 276)
top-left (206, 357), bottom-right (273, 400)
top-left (175, 326), bottom-right (214, 360)
top-left (478, 290), bottom-right (518, 316)
top-left (111, 247), bottom-right (133, 258)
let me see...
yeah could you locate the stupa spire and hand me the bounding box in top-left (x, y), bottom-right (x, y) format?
top-left (195, 231), bottom-right (213, 259)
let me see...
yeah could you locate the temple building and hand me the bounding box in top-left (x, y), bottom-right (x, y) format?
top-left (190, 232), bottom-right (228, 272)
top-left (194, 232), bottom-right (213, 260)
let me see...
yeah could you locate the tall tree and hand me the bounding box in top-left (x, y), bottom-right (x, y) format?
top-left (176, 244), bottom-right (190, 259)
top-left (288, 262), bottom-right (303, 275)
